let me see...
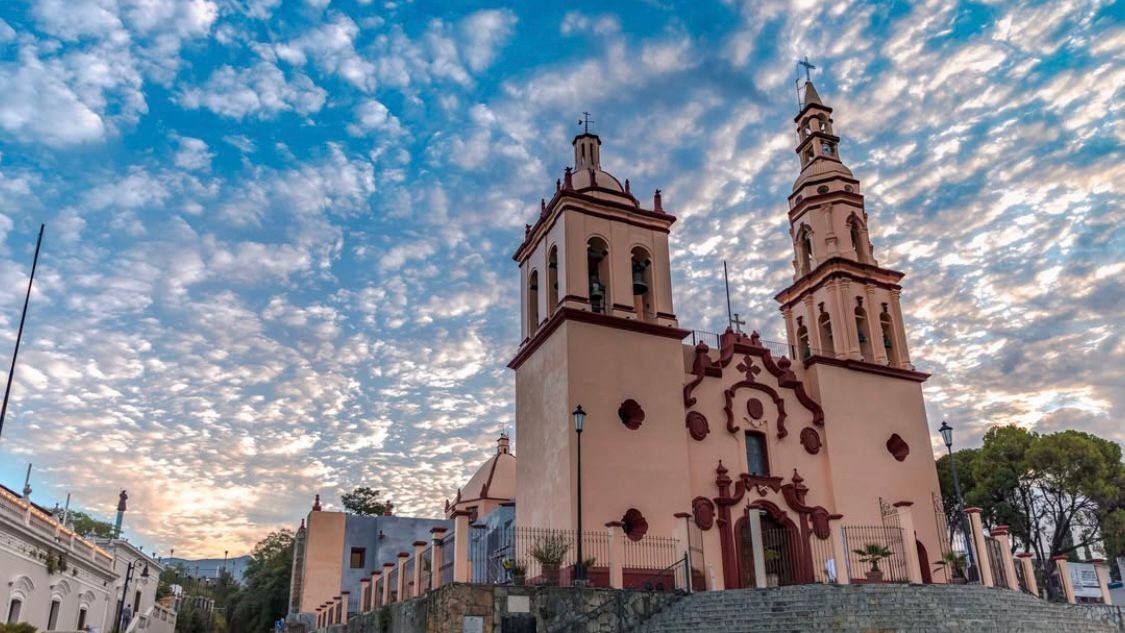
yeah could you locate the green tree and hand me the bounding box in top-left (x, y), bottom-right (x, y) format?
top-left (64, 510), bottom-right (115, 538)
top-left (224, 530), bottom-right (294, 633)
top-left (340, 486), bottom-right (390, 516)
top-left (935, 448), bottom-right (979, 542)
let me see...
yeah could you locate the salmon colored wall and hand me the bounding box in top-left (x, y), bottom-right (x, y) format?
top-left (300, 511), bottom-right (345, 613)
top-left (514, 326), bottom-right (573, 531)
top-left (801, 362), bottom-right (944, 567)
top-left (561, 321), bottom-right (693, 545)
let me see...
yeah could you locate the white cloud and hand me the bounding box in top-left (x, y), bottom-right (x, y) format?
top-left (173, 135), bottom-right (213, 171)
top-left (274, 14), bottom-right (377, 91)
top-left (347, 99), bottom-right (403, 136)
top-left (178, 61), bottom-right (327, 119)
top-left (458, 9), bottom-right (518, 72)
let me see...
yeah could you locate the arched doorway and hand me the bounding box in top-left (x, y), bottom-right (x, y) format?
top-left (736, 507), bottom-right (809, 588)
top-left (917, 540), bottom-right (933, 584)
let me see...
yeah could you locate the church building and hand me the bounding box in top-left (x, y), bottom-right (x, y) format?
top-left (507, 79), bottom-right (944, 590)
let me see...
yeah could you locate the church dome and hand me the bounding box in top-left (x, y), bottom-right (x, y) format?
top-left (458, 435), bottom-right (516, 506)
top-left (793, 157), bottom-right (854, 190)
top-left (570, 166), bottom-right (626, 192)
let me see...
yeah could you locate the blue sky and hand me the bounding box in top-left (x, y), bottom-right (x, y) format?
top-left (0, 0), bottom-right (1121, 557)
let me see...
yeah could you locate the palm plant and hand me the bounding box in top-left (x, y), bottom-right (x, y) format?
top-left (853, 543), bottom-right (893, 574)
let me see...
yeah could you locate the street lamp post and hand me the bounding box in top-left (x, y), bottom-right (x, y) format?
top-left (112, 560), bottom-right (149, 633)
top-left (573, 405), bottom-right (586, 583)
top-left (939, 420), bottom-right (977, 581)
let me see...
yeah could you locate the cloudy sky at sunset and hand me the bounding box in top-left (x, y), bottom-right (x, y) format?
top-left (0, 0), bottom-right (1121, 557)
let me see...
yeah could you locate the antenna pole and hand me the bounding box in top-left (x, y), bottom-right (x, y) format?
top-left (0, 224), bottom-right (44, 442)
top-left (723, 261), bottom-right (733, 329)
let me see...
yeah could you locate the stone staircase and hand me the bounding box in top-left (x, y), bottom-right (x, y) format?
top-left (634, 584), bottom-right (1123, 633)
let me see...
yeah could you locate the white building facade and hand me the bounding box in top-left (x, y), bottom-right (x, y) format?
top-left (1, 485), bottom-right (117, 631)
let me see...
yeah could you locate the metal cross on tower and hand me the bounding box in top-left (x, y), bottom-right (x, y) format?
top-left (731, 313), bottom-right (746, 334)
top-left (578, 112), bottom-right (594, 134)
top-left (798, 56), bottom-right (817, 83)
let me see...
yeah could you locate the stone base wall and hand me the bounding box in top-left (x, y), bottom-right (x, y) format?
top-left (293, 583), bottom-right (681, 633)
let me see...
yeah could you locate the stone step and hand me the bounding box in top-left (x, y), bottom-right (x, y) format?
top-left (635, 585), bottom-right (1121, 633)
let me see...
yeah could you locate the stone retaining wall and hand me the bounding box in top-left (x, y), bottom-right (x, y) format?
top-left (294, 583), bottom-right (680, 633)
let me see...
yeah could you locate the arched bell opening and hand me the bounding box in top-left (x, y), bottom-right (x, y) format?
top-left (848, 215), bottom-right (871, 264)
top-left (855, 303), bottom-right (873, 361)
top-left (527, 270), bottom-right (540, 334)
top-left (817, 308), bottom-right (833, 356)
top-left (796, 226), bottom-right (814, 277)
top-left (630, 246), bottom-right (654, 321)
top-left (547, 246), bottom-right (559, 316)
top-left (796, 320), bottom-right (811, 360)
top-left (586, 237), bottom-right (610, 314)
top-left (880, 308), bottom-right (899, 366)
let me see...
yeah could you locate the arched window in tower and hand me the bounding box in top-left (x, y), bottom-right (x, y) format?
top-left (527, 270), bottom-right (540, 334)
top-left (817, 308), bottom-right (833, 356)
top-left (630, 246), bottom-right (654, 321)
top-left (796, 226), bottom-right (814, 276)
top-left (586, 237), bottom-right (610, 314)
top-left (796, 319), bottom-right (811, 360)
top-left (848, 215), bottom-right (871, 263)
top-left (547, 246), bottom-right (559, 316)
top-left (880, 308), bottom-right (899, 366)
top-left (855, 302), bottom-right (873, 361)
top-left (822, 141), bottom-right (835, 157)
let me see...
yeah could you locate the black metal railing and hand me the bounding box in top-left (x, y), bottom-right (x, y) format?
top-left (687, 329), bottom-right (799, 359)
top-left (985, 536), bottom-right (1008, 588)
top-left (440, 532), bottom-right (455, 585)
top-left (842, 525), bottom-right (909, 583)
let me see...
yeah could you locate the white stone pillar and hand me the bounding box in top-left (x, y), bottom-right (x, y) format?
top-left (888, 290), bottom-right (912, 368)
top-left (453, 511), bottom-right (471, 583)
top-left (431, 527), bottom-right (447, 590)
top-left (894, 502), bottom-right (923, 584)
top-left (864, 286), bottom-right (886, 364)
top-left (396, 552), bottom-right (409, 600)
top-left (339, 592), bottom-right (349, 624)
top-left (412, 541), bottom-right (426, 598)
top-left (993, 526), bottom-right (1019, 590)
top-left (1092, 559), bottom-right (1113, 605)
top-left (830, 520), bottom-right (850, 584)
top-left (965, 508), bottom-right (993, 587)
top-left (747, 508), bottom-right (767, 588)
top-left (359, 579), bottom-right (370, 613)
top-left (1016, 554), bottom-right (1038, 596)
top-left (606, 521), bottom-right (624, 589)
top-left (1053, 556), bottom-right (1076, 604)
top-left (382, 563), bottom-right (394, 605)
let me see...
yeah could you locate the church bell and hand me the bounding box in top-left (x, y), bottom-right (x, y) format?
top-left (589, 278), bottom-right (606, 313)
top-left (632, 260), bottom-right (649, 295)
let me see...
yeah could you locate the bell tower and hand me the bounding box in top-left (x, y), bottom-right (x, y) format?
top-left (509, 130), bottom-right (692, 534)
top-left (776, 80), bottom-right (913, 370)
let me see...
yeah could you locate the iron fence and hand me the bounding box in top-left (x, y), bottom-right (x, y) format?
top-left (687, 329), bottom-right (797, 359)
top-left (440, 532), bottom-right (455, 585)
top-left (809, 532), bottom-right (839, 584)
top-left (842, 525), bottom-right (909, 583)
top-left (985, 536), bottom-right (1008, 588)
top-left (421, 546), bottom-right (433, 594)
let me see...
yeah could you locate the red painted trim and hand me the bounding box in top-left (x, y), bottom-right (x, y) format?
top-left (604, 521), bottom-right (624, 528)
top-left (673, 512), bottom-right (691, 519)
top-left (412, 541), bottom-right (427, 547)
top-left (429, 527), bottom-right (447, 534)
top-left (802, 355), bottom-right (930, 382)
top-left (1015, 553), bottom-right (1034, 558)
top-left (775, 259), bottom-right (905, 304)
top-left (1051, 555), bottom-right (1069, 561)
top-left (793, 102), bottom-right (833, 123)
top-left (451, 510), bottom-right (473, 517)
top-left (383, 563), bottom-right (395, 568)
top-left (892, 501), bottom-right (914, 508)
top-left (509, 306), bottom-right (690, 369)
top-left (397, 552), bottom-right (409, 558)
top-left (964, 507), bottom-right (982, 514)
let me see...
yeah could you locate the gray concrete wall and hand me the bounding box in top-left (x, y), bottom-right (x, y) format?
top-left (339, 515), bottom-right (452, 613)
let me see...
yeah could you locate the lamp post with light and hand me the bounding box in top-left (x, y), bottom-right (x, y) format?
top-left (573, 405), bottom-right (587, 583)
top-left (939, 420), bottom-right (977, 581)
top-left (112, 559), bottom-right (149, 633)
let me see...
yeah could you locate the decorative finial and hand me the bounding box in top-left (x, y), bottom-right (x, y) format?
top-left (624, 179), bottom-right (630, 195)
top-left (556, 178), bottom-right (561, 192)
top-left (312, 494), bottom-right (321, 511)
top-left (798, 56), bottom-right (816, 84)
top-left (577, 111), bottom-right (594, 134)
top-left (117, 490), bottom-right (128, 512)
top-left (653, 189), bottom-right (663, 213)
top-left (563, 167), bottom-right (573, 190)
top-left (540, 198), bottom-right (546, 214)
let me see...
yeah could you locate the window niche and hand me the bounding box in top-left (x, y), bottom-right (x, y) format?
top-left (855, 300), bottom-right (874, 361)
top-left (546, 246), bottom-right (559, 316)
top-left (630, 246), bottom-right (654, 321)
top-left (527, 270), bottom-right (540, 334)
top-left (745, 431), bottom-right (770, 477)
top-left (350, 548), bottom-right (366, 569)
top-left (586, 237), bottom-right (610, 314)
top-left (880, 307), bottom-right (899, 366)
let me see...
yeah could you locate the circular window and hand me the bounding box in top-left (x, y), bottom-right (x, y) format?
top-left (817, 185), bottom-right (829, 194)
top-left (844, 185), bottom-right (854, 193)
top-left (621, 508), bottom-right (649, 542)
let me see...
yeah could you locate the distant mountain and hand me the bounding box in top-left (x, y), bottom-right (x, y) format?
top-left (164, 555), bottom-right (252, 582)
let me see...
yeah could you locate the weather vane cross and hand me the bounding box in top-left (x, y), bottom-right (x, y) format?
top-left (578, 111), bottom-right (594, 134)
top-left (798, 56), bottom-right (816, 83)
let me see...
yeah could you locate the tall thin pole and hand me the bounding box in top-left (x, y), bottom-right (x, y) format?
top-left (947, 444), bottom-right (977, 580)
top-left (0, 224), bottom-right (45, 442)
top-left (575, 425), bottom-right (584, 581)
top-left (723, 261), bottom-right (733, 329)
